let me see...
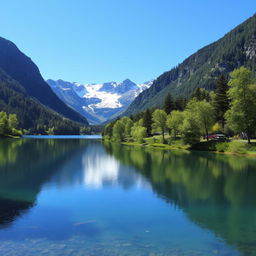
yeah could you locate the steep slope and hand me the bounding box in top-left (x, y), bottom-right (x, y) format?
top-left (0, 69), bottom-right (83, 134)
top-left (0, 37), bottom-right (88, 124)
top-left (47, 79), bottom-right (153, 124)
top-left (124, 14), bottom-right (256, 116)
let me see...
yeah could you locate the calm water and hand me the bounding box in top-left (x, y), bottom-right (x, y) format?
top-left (0, 137), bottom-right (256, 256)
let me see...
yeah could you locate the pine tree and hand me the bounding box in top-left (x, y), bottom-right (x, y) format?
top-left (175, 97), bottom-right (187, 111)
top-left (163, 93), bottom-right (175, 114)
top-left (143, 109), bottom-right (152, 137)
top-left (191, 88), bottom-right (210, 101)
top-left (191, 88), bottom-right (202, 100)
top-left (214, 75), bottom-right (230, 129)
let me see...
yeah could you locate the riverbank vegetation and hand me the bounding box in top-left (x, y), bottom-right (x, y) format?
top-left (0, 111), bottom-right (22, 137)
top-left (103, 67), bottom-right (256, 155)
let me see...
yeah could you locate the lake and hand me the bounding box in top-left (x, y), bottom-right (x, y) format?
top-left (0, 137), bottom-right (256, 256)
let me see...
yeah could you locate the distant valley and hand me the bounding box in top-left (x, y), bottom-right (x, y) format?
top-left (47, 79), bottom-right (153, 124)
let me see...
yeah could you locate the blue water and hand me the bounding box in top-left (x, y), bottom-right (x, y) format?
top-left (0, 137), bottom-right (255, 255)
top-left (22, 135), bottom-right (102, 139)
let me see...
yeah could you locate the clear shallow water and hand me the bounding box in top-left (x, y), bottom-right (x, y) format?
top-left (0, 138), bottom-right (256, 255)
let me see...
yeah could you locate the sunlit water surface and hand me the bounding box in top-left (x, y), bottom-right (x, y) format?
top-left (0, 137), bottom-right (256, 256)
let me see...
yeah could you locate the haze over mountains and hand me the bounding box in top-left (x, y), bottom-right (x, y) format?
top-left (47, 79), bottom-right (153, 124)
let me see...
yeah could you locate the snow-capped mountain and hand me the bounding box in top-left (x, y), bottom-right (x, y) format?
top-left (47, 79), bottom-right (153, 124)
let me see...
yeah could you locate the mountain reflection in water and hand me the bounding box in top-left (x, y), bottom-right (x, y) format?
top-left (0, 138), bottom-right (255, 255)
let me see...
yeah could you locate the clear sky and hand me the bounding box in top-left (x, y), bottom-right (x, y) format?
top-left (0, 0), bottom-right (255, 84)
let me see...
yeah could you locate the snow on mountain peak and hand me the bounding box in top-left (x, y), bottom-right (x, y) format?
top-left (47, 78), bottom-right (154, 124)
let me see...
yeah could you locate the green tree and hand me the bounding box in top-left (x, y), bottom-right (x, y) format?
top-left (8, 114), bottom-right (18, 130)
top-left (195, 100), bottom-right (215, 141)
top-left (122, 117), bottom-right (133, 138)
top-left (175, 97), bottom-right (187, 111)
top-left (225, 67), bottom-right (256, 143)
top-left (181, 99), bottom-right (214, 144)
top-left (152, 109), bottom-right (167, 142)
top-left (142, 109), bottom-right (152, 137)
top-left (46, 127), bottom-right (55, 135)
top-left (131, 125), bottom-right (147, 143)
top-left (191, 88), bottom-right (211, 101)
top-left (112, 120), bottom-right (125, 142)
top-left (0, 111), bottom-right (9, 135)
top-left (103, 122), bottom-right (115, 139)
top-left (214, 75), bottom-right (230, 129)
top-left (181, 111), bottom-right (201, 145)
top-left (163, 93), bottom-right (175, 114)
top-left (166, 111), bottom-right (184, 139)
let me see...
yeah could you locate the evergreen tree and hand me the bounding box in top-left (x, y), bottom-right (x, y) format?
top-left (191, 88), bottom-right (211, 101)
top-left (214, 75), bottom-right (230, 129)
top-left (142, 109), bottom-right (152, 137)
top-left (175, 97), bottom-right (187, 111)
top-left (163, 93), bottom-right (175, 114)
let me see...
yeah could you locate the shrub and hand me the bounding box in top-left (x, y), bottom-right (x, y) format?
top-left (216, 142), bottom-right (229, 152)
top-left (228, 141), bottom-right (247, 154)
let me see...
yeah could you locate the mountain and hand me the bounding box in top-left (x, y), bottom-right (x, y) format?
top-left (124, 14), bottom-right (256, 116)
top-left (0, 69), bottom-right (87, 134)
top-left (47, 79), bottom-right (153, 124)
top-left (0, 37), bottom-right (88, 125)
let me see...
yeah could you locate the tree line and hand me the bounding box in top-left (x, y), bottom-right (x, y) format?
top-left (0, 111), bottom-right (22, 137)
top-left (103, 67), bottom-right (256, 144)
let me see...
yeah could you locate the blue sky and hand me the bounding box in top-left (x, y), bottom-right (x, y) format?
top-left (0, 0), bottom-right (255, 84)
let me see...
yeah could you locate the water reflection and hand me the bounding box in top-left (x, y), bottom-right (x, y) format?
top-left (103, 142), bottom-right (256, 256)
top-left (0, 138), bottom-right (86, 227)
top-left (0, 138), bottom-right (256, 255)
top-left (0, 139), bottom-right (149, 229)
top-left (46, 142), bottom-right (149, 189)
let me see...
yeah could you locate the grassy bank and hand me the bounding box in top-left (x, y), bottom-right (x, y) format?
top-left (107, 135), bottom-right (256, 156)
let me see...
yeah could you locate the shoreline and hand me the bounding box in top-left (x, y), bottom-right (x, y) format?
top-left (107, 140), bottom-right (256, 158)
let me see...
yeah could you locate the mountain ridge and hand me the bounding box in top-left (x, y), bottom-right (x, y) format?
top-left (0, 37), bottom-right (88, 125)
top-left (123, 14), bottom-right (256, 116)
top-left (47, 78), bottom-right (153, 124)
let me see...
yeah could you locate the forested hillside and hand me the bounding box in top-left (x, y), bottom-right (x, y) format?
top-left (124, 14), bottom-right (256, 116)
top-left (0, 37), bottom-right (88, 125)
top-left (0, 69), bottom-right (84, 134)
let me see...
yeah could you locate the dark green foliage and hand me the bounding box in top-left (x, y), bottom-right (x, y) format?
top-left (163, 93), bottom-right (175, 114)
top-left (142, 109), bottom-right (152, 137)
top-left (215, 142), bottom-right (229, 152)
top-left (191, 88), bottom-right (211, 101)
top-left (124, 14), bottom-right (256, 116)
top-left (0, 70), bottom-right (84, 134)
top-left (103, 122), bottom-right (115, 138)
top-left (0, 37), bottom-right (88, 125)
top-left (130, 111), bottom-right (145, 122)
top-left (214, 75), bottom-right (230, 128)
top-left (190, 141), bottom-right (218, 151)
top-left (175, 97), bottom-right (187, 111)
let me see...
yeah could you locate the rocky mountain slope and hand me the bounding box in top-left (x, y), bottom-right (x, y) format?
top-left (47, 79), bottom-right (153, 124)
